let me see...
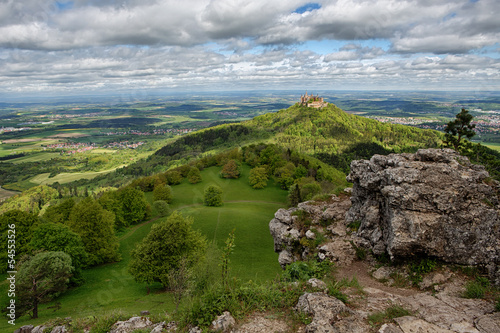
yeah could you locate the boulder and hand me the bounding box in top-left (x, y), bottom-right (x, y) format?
top-left (14, 325), bottom-right (34, 333)
top-left (346, 149), bottom-right (500, 284)
top-left (108, 316), bottom-right (152, 333)
top-left (31, 327), bottom-right (46, 333)
top-left (295, 292), bottom-right (352, 332)
top-left (50, 327), bottom-right (66, 333)
top-left (212, 311), bottom-right (235, 332)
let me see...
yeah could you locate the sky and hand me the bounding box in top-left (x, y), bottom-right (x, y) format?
top-left (0, 0), bottom-right (499, 98)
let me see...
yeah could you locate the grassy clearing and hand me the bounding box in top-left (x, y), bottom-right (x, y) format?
top-left (483, 143), bottom-right (500, 152)
top-left (29, 168), bottom-right (122, 185)
top-left (0, 165), bottom-right (287, 331)
top-left (9, 152), bottom-right (61, 164)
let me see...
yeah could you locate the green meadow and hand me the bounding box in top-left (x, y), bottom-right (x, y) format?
top-left (0, 164), bottom-right (287, 331)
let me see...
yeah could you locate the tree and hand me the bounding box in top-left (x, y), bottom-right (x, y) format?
top-left (444, 108), bottom-right (476, 152)
top-left (128, 211), bottom-right (206, 287)
top-left (204, 185), bottom-right (223, 207)
top-left (249, 166), bottom-right (269, 189)
top-left (42, 198), bottom-right (75, 224)
top-left (16, 251), bottom-right (73, 319)
top-left (220, 160), bottom-right (240, 179)
top-left (153, 184), bottom-right (173, 203)
top-left (0, 210), bottom-right (39, 273)
top-left (153, 200), bottom-right (171, 217)
top-left (187, 167), bottom-right (202, 184)
top-left (117, 187), bottom-right (151, 225)
top-left (29, 223), bottom-right (88, 285)
top-left (66, 198), bottom-right (120, 266)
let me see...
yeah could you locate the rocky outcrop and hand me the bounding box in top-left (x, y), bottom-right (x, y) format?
top-left (269, 196), bottom-right (355, 268)
top-left (211, 311), bottom-right (236, 332)
top-left (109, 316), bottom-right (153, 333)
top-left (346, 149), bottom-right (500, 284)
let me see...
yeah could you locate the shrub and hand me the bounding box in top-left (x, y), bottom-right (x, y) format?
top-left (220, 160), bottom-right (240, 179)
top-left (203, 185), bottom-right (223, 207)
top-left (153, 200), bottom-right (171, 217)
top-left (187, 167), bottom-right (202, 184)
top-left (249, 166), bottom-right (268, 189)
top-left (153, 184), bottom-right (173, 203)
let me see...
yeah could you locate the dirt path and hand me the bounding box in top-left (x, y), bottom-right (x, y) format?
top-left (335, 260), bottom-right (418, 297)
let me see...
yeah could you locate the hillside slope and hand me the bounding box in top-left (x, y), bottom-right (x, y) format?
top-left (152, 103), bottom-right (442, 170)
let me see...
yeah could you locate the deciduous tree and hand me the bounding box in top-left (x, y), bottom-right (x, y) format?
top-left (204, 185), bottom-right (223, 207)
top-left (128, 211), bottom-right (206, 287)
top-left (220, 160), bottom-right (240, 179)
top-left (249, 167), bottom-right (268, 189)
top-left (29, 223), bottom-right (88, 285)
top-left (67, 198), bottom-right (120, 266)
top-left (187, 167), bottom-right (202, 184)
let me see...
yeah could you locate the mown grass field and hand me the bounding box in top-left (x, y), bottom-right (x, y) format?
top-left (0, 164), bottom-right (287, 331)
top-left (28, 168), bottom-right (120, 185)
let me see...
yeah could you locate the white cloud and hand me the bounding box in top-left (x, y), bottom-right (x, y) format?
top-left (0, 0), bottom-right (499, 95)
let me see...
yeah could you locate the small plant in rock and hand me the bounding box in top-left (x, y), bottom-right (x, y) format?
top-left (463, 277), bottom-right (489, 299)
top-left (349, 241), bottom-right (366, 260)
top-left (367, 304), bottom-right (412, 328)
top-left (408, 258), bottom-right (438, 285)
top-left (346, 220), bottom-right (361, 232)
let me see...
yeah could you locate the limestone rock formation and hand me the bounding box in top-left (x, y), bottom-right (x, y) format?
top-left (346, 149), bottom-right (500, 284)
top-left (269, 196), bottom-right (355, 269)
top-left (109, 316), bottom-right (153, 333)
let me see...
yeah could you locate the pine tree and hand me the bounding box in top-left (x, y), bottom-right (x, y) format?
top-left (444, 108), bottom-right (476, 152)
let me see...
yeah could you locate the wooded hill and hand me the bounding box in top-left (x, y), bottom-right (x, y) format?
top-left (149, 103), bottom-right (442, 174)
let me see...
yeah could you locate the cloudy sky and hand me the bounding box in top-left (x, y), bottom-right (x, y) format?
top-left (1, 0), bottom-right (499, 98)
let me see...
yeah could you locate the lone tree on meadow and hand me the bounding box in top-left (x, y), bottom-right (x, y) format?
top-left (444, 108), bottom-right (476, 152)
top-left (128, 211), bottom-right (206, 288)
top-left (16, 251), bottom-right (73, 319)
top-left (204, 185), bottom-right (223, 207)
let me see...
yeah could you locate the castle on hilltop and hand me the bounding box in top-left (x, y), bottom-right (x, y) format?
top-left (300, 92), bottom-right (327, 108)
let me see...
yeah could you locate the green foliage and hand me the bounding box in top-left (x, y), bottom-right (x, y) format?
top-left (349, 241), bottom-right (366, 260)
top-left (67, 197), bottom-right (120, 266)
top-left (204, 185), bottom-right (223, 207)
top-left (88, 311), bottom-right (129, 333)
top-left (346, 220), bottom-right (361, 232)
top-left (42, 198), bottom-right (75, 224)
top-left (248, 166), bottom-right (268, 189)
top-left (463, 277), bottom-right (490, 299)
top-left (118, 186), bottom-right (151, 224)
top-left (275, 162), bottom-right (296, 190)
top-left (220, 159), bottom-right (241, 179)
top-left (408, 258), bottom-right (438, 285)
top-left (367, 304), bottom-right (412, 328)
top-left (220, 230), bottom-right (236, 287)
top-left (182, 280), bottom-right (304, 329)
top-left (0, 185), bottom-right (58, 214)
top-left (128, 211), bottom-right (207, 287)
top-left (187, 166), bottom-right (202, 184)
top-left (16, 251), bottom-right (73, 319)
top-left (444, 108), bottom-right (476, 151)
top-left (29, 223), bottom-right (88, 285)
top-left (281, 260), bottom-right (333, 282)
top-left (153, 200), bottom-right (171, 217)
top-left (153, 183), bottom-right (173, 203)
top-left (0, 210), bottom-right (39, 273)
top-left (164, 170), bottom-right (183, 185)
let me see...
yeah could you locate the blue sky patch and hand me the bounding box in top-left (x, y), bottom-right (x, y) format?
top-left (56, 1), bottom-right (74, 11)
top-left (294, 3), bottom-right (321, 14)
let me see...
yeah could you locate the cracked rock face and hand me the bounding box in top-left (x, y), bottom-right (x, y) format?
top-left (346, 149), bottom-right (500, 284)
top-left (269, 197), bottom-right (355, 269)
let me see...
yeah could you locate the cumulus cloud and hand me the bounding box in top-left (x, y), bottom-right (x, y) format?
top-left (0, 0), bottom-right (498, 95)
